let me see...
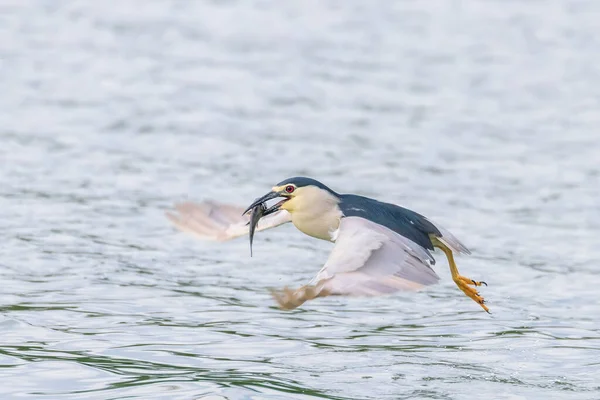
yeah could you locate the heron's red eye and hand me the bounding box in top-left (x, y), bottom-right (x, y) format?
top-left (285, 185), bottom-right (295, 193)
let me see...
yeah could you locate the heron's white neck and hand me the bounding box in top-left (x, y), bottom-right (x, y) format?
top-left (281, 187), bottom-right (342, 241)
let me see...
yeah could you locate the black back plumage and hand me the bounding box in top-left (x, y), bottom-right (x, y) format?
top-left (277, 177), bottom-right (440, 254)
top-left (339, 194), bottom-right (441, 254)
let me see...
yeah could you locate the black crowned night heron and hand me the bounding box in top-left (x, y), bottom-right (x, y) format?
top-left (166, 177), bottom-right (489, 313)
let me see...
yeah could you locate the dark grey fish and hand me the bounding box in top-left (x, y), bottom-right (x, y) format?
top-left (248, 202), bottom-right (266, 257)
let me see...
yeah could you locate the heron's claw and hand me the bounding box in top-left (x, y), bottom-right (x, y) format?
top-left (469, 279), bottom-right (487, 287)
top-left (454, 275), bottom-right (489, 313)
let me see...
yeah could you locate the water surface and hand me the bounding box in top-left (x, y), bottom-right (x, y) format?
top-left (1, 1), bottom-right (600, 399)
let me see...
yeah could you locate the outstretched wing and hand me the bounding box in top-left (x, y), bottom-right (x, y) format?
top-left (166, 201), bottom-right (291, 241)
top-left (313, 216), bottom-right (440, 296)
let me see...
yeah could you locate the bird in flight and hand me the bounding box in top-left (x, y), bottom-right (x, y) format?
top-left (166, 177), bottom-right (489, 312)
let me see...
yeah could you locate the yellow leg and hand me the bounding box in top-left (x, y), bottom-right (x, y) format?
top-left (434, 241), bottom-right (489, 313)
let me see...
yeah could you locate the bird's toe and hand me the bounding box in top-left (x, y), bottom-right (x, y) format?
top-left (453, 275), bottom-right (490, 313)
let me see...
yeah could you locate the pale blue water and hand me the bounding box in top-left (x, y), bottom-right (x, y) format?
top-left (1, 1), bottom-right (599, 399)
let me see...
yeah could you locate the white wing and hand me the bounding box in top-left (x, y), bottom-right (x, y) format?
top-left (166, 201), bottom-right (291, 241)
top-left (313, 216), bottom-right (440, 296)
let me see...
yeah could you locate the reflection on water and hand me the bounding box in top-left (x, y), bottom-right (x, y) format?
top-left (1, 0), bottom-right (600, 399)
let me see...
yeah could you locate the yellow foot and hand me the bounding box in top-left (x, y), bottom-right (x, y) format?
top-left (454, 275), bottom-right (489, 313)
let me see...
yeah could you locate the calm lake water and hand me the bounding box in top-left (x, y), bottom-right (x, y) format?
top-left (1, 1), bottom-right (600, 399)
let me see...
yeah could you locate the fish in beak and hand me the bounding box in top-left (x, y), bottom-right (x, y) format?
top-left (247, 202), bottom-right (265, 257)
top-left (243, 190), bottom-right (291, 256)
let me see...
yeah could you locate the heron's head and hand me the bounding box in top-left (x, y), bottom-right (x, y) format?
top-left (243, 177), bottom-right (339, 216)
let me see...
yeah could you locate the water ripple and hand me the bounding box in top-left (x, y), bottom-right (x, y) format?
top-left (2, 0), bottom-right (600, 399)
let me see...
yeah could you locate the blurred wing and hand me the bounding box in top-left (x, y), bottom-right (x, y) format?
top-left (166, 201), bottom-right (291, 241)
top-left (313, 216), bottom-right (440, 296)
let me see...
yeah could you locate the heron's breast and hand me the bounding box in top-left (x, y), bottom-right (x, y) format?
top-left (291, 211), bottom-right (341, 241)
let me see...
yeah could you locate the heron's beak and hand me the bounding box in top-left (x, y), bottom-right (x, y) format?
top-left (243, 190), bottom-right (289, 257)
top-left (243, 190), bottom-right (284, 216)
